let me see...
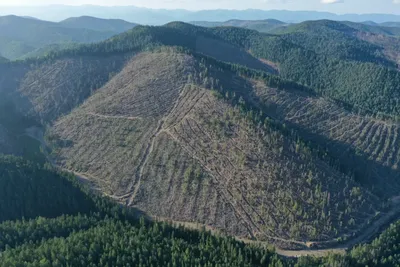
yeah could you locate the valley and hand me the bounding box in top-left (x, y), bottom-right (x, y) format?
top-left (0, 12), bottom-right (400, 266)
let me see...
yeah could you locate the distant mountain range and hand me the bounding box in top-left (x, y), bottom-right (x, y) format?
top-left (1, 12), bottom-right (400, 61)
top-left (2, 11), bottom-right (400, 264)
top-left (192, 19), bottom-right (400, 33)
top-left (191, 19), bottom-right (288, 33)
top-left (60, 16), bottom-right (137, 33)
top-left (0, 15), bottom-right (137, 60)
top-left (1, 18), bottom-right (400, 250)
top-left (378, 22), bottom-right (400, 28)
top-left (1, 6), bottom-right (400, 25)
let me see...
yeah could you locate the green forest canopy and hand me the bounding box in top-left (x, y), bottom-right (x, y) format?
top-left (1, 155), bottom-right (400, 266)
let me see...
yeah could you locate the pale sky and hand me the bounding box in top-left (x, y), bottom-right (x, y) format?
top-left (0, 0), bottom-right (399, 14)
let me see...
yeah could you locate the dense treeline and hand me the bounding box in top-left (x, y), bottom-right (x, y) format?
top-left (0, 155), bottom-right (287, 266)
top-left (298, 220), bottom-right (400, 266)
top-left (348, 220), bottom-right (400, 266)
top-left (0, 214), bottom-right (101, 251)
top-left (22, 20), bottom-right (399, 117)
top-left (273, 20), bottom-right (394, 66)
top-left (191, 51), bottom-right (388, 192)
top-left (1, 19), bottom-right (400, 265)
top-left (1, 154), bottom-right (400, 266)
top-left (247, 33), bottom-right (400, 117)
top-left (0, 217), bottom-right (284, 267)
top-left (0, 98), bottom-right (36, 134)
top-left (209, 21), bottom-right (400, 116)
top-left (0, 98), bottom-right (47, 163)
top-left (0, 155), bottom-right (96, 223)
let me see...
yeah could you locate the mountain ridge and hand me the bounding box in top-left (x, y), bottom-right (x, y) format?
top-left (1, 18), bottom-right (400, 255)
top-left (191, 19), bottom-right (288, 33)
top-left (46, 49), bottom-right (382, 248)
top-left (0, 43), bottom-right (391, 249)
top-left (1, 6), bottom-right (400, 24)
top-left (59, 16), bottom-right (138, 33)
top-left (0, 15), bottom-right (137, 59)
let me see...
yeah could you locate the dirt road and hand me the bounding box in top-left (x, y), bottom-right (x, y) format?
top-left (26, 126), bottom-right (400, 258)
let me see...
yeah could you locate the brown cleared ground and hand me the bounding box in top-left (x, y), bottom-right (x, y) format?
top-left (48, 50), bottom-right (383, 249)
top-left (251, 80), bottom-right (400, 197)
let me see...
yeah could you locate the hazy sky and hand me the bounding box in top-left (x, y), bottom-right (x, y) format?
top-left (0, 0), bottom-right (399, 14)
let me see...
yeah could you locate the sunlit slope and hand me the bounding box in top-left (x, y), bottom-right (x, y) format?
top-left (0, 20), bottom-right (398, 250)
top-left (49, 50), bottom-right (381, 248)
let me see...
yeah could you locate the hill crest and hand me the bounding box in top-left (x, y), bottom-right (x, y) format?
top-left (59, 16), bottom-right (138, 33)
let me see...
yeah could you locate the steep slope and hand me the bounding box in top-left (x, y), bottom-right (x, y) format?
top-left (0, 15), bottom-right (115, 59)
top-left (305, 21), bottom-right (400, 66)
top-left (269, 20), bottom-right (400, 68)
top-left (0, 97), bottom-right (44, 162)
top-left (4, 19), bottom-right (397, 117)
top-left (191, 19), bottom-right (287, 33)
top-left (0, 23), bottom-right (273, 124)
top-left (59, 16), bottom-right (138, 33)
top-left (0, 55), bottom-right (128, 122)
top-left (99, 23), bottom-right (277, 74)
top-left (355, 32), bottom-right (400, 66)
top-left (0, 155), bottom-right (283, 266)
top-left (48, 50), bottom-right (382, 248)
top-left (1, 20), bottom-right (399, 251)
top-left (28, 20), bottom-right (398, 118)
top-left (0, 155), bottom-right (96, 223)
top-left (106, 21), bottom-right (399, 117)
top-left (250, 78), bottom-right (400, 197)
top-left (232, 21), bottom-right (400, 116)
top-left (270, 20), bottom-right (395, 65)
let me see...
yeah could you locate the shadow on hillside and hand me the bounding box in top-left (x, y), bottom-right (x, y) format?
top-left (244, 84), bottom-right (400, 199)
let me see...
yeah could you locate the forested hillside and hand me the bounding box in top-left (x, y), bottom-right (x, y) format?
top-left (0, 15), bottom-right (130, 59)
top-left (0, 155), bottom-right (95, 223)
top-left (1, 17), bottom-right (400, 259)
top-left (0, 96), bottom-right (44, 162)
top-left (0, 155), bottom-right (285, 267)
top-left (0, 54), bottom-right (129, 122)
top-left (43, 49), bottom-right (383, 248)
top-left (0, 151), bottom-right (400, 265)
top-left (239, 21), bottom-right (400, 116)
top-left (39, 20), bottom-right (400, 117)
top-left (1, 142), bottom-right (400, 266)
top-left (299, 220), bottom-right (400, 266)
